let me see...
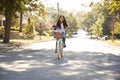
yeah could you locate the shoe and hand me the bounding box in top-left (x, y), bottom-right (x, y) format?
top-left (63, 44), bottom-right (66, 48)
top-left (55, 50), bottom-right (57, 53)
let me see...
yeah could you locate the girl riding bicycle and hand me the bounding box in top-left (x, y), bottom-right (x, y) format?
top-left (52, 15), bottom-right (69, 53)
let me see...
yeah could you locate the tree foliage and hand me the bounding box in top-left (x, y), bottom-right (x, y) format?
top-left (66, 13), bottom-right (79, 37)
top-left (24, 16), bottom-right (35, 39)
top-left (82, 0), bottom-right (120, 40)
top-left (114, 21), bottom-right (120, 34)
top-left (0, 0), bottom-right (46, 43)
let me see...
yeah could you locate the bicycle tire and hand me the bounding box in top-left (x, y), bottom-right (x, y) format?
top-left (56, 39), bottom-right (63, 59)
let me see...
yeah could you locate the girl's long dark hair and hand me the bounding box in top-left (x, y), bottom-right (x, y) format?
top-left (56, 15), bottom-right (68, 29)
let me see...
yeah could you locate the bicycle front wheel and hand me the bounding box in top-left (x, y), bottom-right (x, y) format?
top-left (56, 39), bottom-right (63, 59)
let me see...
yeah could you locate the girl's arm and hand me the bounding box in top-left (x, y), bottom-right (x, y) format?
top-left (65, 25), bottom-right (69, 31)
top-left (52, 22), bottom-right (56, 28)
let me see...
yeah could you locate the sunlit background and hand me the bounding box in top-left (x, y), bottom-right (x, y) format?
top-left (41, 0), bottom-right (101, 12)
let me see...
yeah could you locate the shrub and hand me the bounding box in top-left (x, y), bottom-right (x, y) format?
top-left (23, 17), bottom-right (35, 39)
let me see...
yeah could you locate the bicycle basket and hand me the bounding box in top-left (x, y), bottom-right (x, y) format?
top-left (54, 32), bottom-right (63, 39)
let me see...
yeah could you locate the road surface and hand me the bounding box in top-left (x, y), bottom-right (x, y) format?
top-left (0, 30), bottom-right (120, 80)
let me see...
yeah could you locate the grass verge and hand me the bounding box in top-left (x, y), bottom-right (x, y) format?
top-left (0, 36), bottom-right (54, 45)
top-left (100, 39), bottom-right (120, 47)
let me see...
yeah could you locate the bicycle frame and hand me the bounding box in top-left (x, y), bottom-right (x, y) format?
top-left (53, 31), bottom-right (63, 59)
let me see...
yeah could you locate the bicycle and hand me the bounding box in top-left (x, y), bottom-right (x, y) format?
top-left (54, 31), bottom-right (63, 59)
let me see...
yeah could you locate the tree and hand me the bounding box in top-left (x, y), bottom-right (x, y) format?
top-left (101, 0), bottom-right (120, 41)
top-left (0, 0), bottom-right (45, 43)
top-left (0, 0), bottom-right (17, 43)
top-left (66, 13), bottom-right (78, 37)
top-left (92, 17), bottom-right (103, 37)
top-left (24, 16), bottom-right (35, 39)
top-left (19, 1), bottom-right (46, 32)
top-left (102, 16), bottom-right (111, 35)
top-left (114, 21), bottom-right (120, 34)
top-left (81, 11), bottom-right (97, 38)
top-left (76, 11), bottom-right (87, 30)
top-left (82, 0), bottom-right (120, 41)
top-left (19, 12), bottom-right (23, 32)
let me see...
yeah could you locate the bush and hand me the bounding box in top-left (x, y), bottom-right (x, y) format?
top-left (35, 19), bottom-right (51, 36)
top-left (23, 17), bottom-right (35, 39)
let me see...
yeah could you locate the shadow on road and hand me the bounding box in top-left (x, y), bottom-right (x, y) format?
top-left (0, 49), bottom-right (120, 80)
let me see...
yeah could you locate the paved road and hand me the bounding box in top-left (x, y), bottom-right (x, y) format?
top-left (0, 30), bottom-right (120, 80)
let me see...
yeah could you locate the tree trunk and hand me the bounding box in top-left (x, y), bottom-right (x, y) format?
top-left (111, 25), bottom-right (115, 42)
top-left (3, 14), bottom-right (12, 43)
top-left (111, 18), bottom-right (115, 42)
top-left (40, 23), bottom-right (42, 40)
top-left (19, 12), bottom-right (23, 32)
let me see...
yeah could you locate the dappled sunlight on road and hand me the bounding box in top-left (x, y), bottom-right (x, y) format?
top-left (57, 70), bottom-right (79, 76)
top-left (0, 59), bottom-right (55, 72)
top-left (0, 60), bottom-right (32, 72)
top-left (0, 48), bottom-right (120, 80)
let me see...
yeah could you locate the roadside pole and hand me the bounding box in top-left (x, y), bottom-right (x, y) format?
top-left (57, 2), bottom-right (59, 17)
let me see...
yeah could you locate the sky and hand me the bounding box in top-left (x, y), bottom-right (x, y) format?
top-left (41, 0), bottom-right (101, 12)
